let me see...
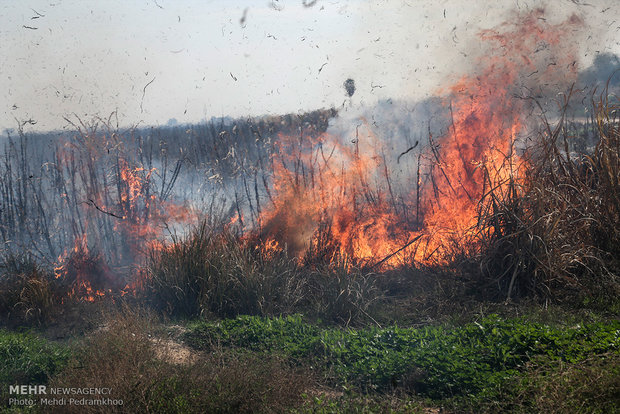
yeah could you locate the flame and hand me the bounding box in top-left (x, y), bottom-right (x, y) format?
top-left (50, 8), bottom-right (585, 300)
top-left (52, 147), bottom-right (198, 302)
top-left (53, 232), bottom-right (118, 302)
top-left (113, 159), bottom-right (199, 261)
top-left (257, 127), bottom-right (415, 267)
top-left (414, 9), bottom-right (581, 261)
top-left (54, 232), bottom-right (88, 280)
top-left (252, 9), bottom-right (582, 269)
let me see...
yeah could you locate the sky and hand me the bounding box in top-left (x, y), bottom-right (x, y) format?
top-left (1, 0), bottom-right (619, 132)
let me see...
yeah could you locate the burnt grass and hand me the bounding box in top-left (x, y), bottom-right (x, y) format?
top-left (0, 102), bottom-right (619, 413)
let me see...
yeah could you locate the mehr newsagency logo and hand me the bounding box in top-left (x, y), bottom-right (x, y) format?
top-left (8, 385), bottom-right (123, 407)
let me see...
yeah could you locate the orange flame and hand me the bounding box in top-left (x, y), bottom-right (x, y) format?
top-left (53, 148), bottom-right (198, 302)
top-left (252, 9), bottom-right (582, 269)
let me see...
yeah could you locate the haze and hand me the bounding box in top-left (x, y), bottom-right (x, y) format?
top-left (1, 0), bottom-right (618, 132)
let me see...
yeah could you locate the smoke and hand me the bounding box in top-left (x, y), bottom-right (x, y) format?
top-left (326, 97), bottom-right (447, 197)
top-left (578, 53), bottom-right (620, 90)
top-left (318, 6), bottom-right (588, 212)
top-left (566, 52), bottom-right (620, 117)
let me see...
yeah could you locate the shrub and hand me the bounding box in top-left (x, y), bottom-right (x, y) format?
top-left (144, 221), bottom-right (381, 325)
top-left (144, 221), bottom-right (307, 318)
top-left (476, 95), bottom-right (620, 301)
top-left (304, 258), bottom-right (381, 327)
top-left (0, 254), bottom-right (63, 326)
top-left (50, 310), bottom-right (310, 413)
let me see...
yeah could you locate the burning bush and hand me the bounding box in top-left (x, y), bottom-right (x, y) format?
top-left (477, 96), bottom-right (620, 301)
top-left (54, 242), bottom-right (128, 303)
top-left (235, 9), bottom-right (618, 306)
top-left (230, 9), bottom-right (587, 276)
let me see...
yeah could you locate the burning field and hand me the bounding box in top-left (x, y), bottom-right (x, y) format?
top-left (0, 5), bottom-right (619, 413)
top-left (0, 4), bottom-right (618, 335)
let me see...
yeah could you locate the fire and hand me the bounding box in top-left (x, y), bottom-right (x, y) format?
top-left (50, 8), bottom-right (584, 296)
top-left (53, 232), bottom-right (119, 302)
top-left (113, 158), bottom-right (199, 261)
top-left (256, 126), bottom-right (416, 267)
top-left (52, 144), bottom-right (198, 302)
top-left (252, 9), bottom-right (582, 268)
top-left (415, 9), bottom-right (581, 261)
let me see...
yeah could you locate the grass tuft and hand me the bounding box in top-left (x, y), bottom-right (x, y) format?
top-left (49, 310), bottom-right (311, 413)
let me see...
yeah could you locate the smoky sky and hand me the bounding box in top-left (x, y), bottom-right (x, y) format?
top-left (1, 0), bottom-right (619, 133)
top-left (577, 53), bottom-right (620, 91)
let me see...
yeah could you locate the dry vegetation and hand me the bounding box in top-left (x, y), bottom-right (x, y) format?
top-left (475, 94), bottom-right (620, 303)
top-left (0, 97), bottom-right (618, 413)
top-left (47, 310), bottom-right (312, 414)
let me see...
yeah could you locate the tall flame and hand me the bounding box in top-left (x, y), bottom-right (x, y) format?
top-left (254, 9), bottom-right (583, 268)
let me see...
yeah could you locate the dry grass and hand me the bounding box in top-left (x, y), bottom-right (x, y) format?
top-left (304, 260), bottom-right (380, 327)
top-left (0, 254), bottom-right (62, 326)
top-left (519, 353), bottom-right (620, 413)
top-left (471, 352), bottom-right (620, 414)
top-left (49, 309), bottom-right (312, 413)
top-left (0, 252), bottom-right (128, 335)
top-left (474, 93), bottom-right (620, 302)
top-left (144, 221), bottom-right (307, 318)
top-left (143, 220), bottom-right (381, 325)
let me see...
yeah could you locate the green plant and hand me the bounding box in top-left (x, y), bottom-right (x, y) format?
top-left (185, 314), bottom-right (620, 400)
top-left (0, 330), bottom-right (70, 408)
top-left (184, 314), bottom-right (321, 357)
top-left (50, 310), bottom-right (310, 413)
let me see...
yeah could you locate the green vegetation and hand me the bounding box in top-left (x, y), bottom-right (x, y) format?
top-left (0, 330), bottom-right (70, 409)
top-left (48, 311), bottom-right (310, 414)
top-left (0, 330), bottom-right (69, 385)
top-left (184, 314), bottom-right (620, 401)
top-left (2, 311), bottom-right (617, 413)
top-left (0, 101), bottom-right (617, 412)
